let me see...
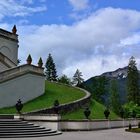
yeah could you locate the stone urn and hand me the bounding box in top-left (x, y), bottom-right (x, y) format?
top-left (84, 107), bottom-right (91, 119)
top-left (15, 99), bottom-right (23, 114)
top-left (104, 108), bottom-right (110, 119)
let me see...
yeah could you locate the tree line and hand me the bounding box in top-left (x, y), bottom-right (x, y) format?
top-left (108, 56), bottom-right (140, 116)
top-left (45, 53), bottom-right (84, 86)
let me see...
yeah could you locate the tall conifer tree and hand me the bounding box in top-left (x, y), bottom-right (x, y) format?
top-left (51, 61), bottom-right (57, 81)
top-left (45, 53), bottom-right (57, 81)
top-left (127, 56), bottom-right (140, 105)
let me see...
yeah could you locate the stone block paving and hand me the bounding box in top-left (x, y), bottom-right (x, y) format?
top-left (5, 128), bottom-right (140, 140)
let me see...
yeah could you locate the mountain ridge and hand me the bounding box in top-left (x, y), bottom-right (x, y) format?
top-left (82, 66), bottom-right (131, 105)
top-left (83, 65), bottom-right (140, 105)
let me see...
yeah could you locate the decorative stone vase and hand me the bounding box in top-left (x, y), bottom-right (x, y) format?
top-left (15, 99), bottom-right (23, 114)
top-left (104, 108), bottom-right (110, 119)
top-left (84, 107), bottom-right (91, 119)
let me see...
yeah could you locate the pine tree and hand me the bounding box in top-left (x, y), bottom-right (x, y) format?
top-left (45, 54), bottom-right (57, 81)
top-left (127, 56), bottom-right (140, 105)
top-left (51, 62), bottom-right (57, 81)
top-left (72, 69), bottom-right (84, 86)
top-left (110, 79), bottom-right (121, 114)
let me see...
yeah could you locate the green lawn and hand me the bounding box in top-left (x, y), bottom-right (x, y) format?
top-left (62, 99), bottom-right (118, 120)
top-left (0, 81), bottom-right (86, 114)
top-left (126, 128), bottom-right (140, 133)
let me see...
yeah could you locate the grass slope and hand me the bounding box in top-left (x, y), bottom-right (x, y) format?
top-left (126, 128), bottom-right (140, 133)
top-left (0, 81), bottom-right (86, 114)
top-left (62, 99), bottom-right (118, 120)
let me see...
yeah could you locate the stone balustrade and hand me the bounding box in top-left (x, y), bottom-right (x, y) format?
top-left (0, 64), bottom-right (44, 83)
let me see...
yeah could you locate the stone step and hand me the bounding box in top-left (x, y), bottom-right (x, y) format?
top-left (0, 126), bottom-right (46, 131)
top-left (0, 119), bottom-right (21, 122)
top-left (0, 124), bottom-right (41, 128)
top-left (0, 119), bottom-right (62, 138)
top-left (0, 123), bottom-right (34, 126)
top-left (0, 131), bottom-right (62, 138)
top-left (0, 127), bottom-right (51, 132)
top-left (0, 129), bottom-right (57, 134)
top-left (0, 120), bottom-right (28, 124)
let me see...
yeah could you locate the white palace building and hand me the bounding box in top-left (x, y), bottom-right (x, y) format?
top-left (0, 26), bottom-right (45, 108)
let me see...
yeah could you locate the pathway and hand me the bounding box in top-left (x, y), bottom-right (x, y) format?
top-left (6, 128), bottom-right (139, 140)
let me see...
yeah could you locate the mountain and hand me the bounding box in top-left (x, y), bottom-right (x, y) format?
top-left (101, 66), bottom-right (128, 79)
top-left (81, 66), bottom-right (129, 105)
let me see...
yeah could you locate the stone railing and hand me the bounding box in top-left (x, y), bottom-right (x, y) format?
top-left (12, 114), bottom-right (140, 131)
top-left (0, 64), bottom-right (44, 83)
top-left (60, 119), bottom-right (140, 131)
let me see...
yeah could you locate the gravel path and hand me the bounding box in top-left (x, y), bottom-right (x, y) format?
top-left (5, 128), bottom-right (139, 140)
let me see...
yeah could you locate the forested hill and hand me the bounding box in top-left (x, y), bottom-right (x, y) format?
top-left (81, 66), bottom-right (130, 105)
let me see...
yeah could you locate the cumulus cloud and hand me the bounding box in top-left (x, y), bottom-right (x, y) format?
top-left (2, 7), bottom-right (140, 80)
top-left (120, 33), bottom-right (140, 46)
top-left (68, 0), bottom-right (89, 11)
top-left (68, 0), bottom-right (91, 20)
top-left (0, 0), bottom-right (46, 20)
top-left (62, 55), bottom-right (129, 79)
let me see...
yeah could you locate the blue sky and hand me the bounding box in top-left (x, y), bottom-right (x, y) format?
top-left (2, 0), bottom-right (140, 25)
top-left (1, 0), bottom-right (140, 79)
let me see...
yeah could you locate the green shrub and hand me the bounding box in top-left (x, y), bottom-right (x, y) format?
top-left (126, 128), bottom-right (140, 133)
top-left (123, 101), bottom-right (140, 118)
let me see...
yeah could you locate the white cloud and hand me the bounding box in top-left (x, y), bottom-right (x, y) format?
top-left (120, 33), bottom-right (140, 46)
top-left (2, 7), bottom-right (140, 80)
top-left (62, 55), bottom-right (129, 79)
top-left (68, 0), bottom-right (89, 11)
top-left (0, 0), bottom-right (47, 20)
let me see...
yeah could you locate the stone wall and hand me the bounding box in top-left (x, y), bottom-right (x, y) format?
top-left (0, 73), bottom-right (45, 108)
top-left (14, 114), bottom-right (140, 131)
top-left (60, 119), bottom-right (140, 131)
top-left (0, 64), bottom-right (45, 108)
top-left (27, 86), bottom-right (91, 115)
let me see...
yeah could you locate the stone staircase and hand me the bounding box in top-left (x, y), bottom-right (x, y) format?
top-left (0, 119), bottom-right (62, 138)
